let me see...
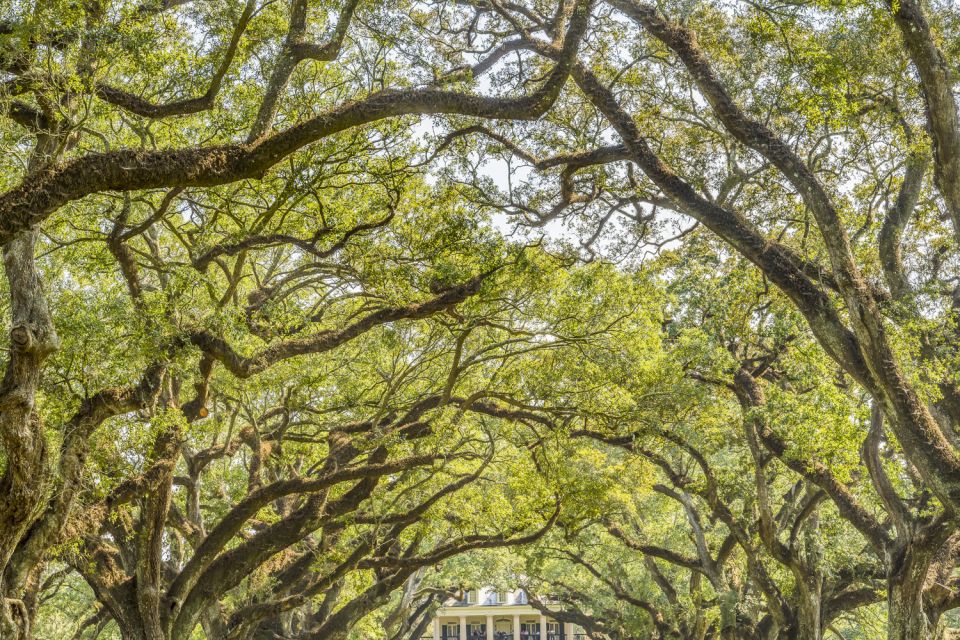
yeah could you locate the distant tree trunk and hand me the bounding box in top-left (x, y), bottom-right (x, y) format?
top-left (887, 545), bottom-right (939, 640)
top-left (793, 582), bottom-right (823, 640)
top-left (887, 585), bottom-right (933, 640)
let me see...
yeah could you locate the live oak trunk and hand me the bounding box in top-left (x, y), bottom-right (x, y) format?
top-left (793, 581), bottom-right (823, 640)
top-left (887, 585), bottom-right (936, 640)
top-left (0, 228), bottom-right (59, 639)
top-left (887, 545), bottom-right (939, 640)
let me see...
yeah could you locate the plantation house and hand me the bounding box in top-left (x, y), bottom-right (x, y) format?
top-left (423, 588), bottom-right (585, 640)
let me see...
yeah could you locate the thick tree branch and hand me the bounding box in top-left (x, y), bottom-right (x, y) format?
top-left (0, 0), bottom-right (592, 247)
top-left (189, 274), bottom-right (486, 378)
top-left (889, 0), bottom-right (960, 242)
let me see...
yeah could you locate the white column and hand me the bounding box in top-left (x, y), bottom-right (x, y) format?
top-left (434, 617), bottom-right (441, 640)
top-left (513, 614), bottom-right (521, 640)
top-left (486, 615), bottom-right (494, 640)
top-left (460, 616), bottom-right (467, 640)
top-left (540, 614), bottom-right (548, 640)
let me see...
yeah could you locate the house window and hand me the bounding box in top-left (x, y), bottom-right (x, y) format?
top-left (493, 619), bottom-right (513, 637)
top-left (497, 591), bottom-right (507, 604)
top-left (465, 589), bottom-right (477, 604)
